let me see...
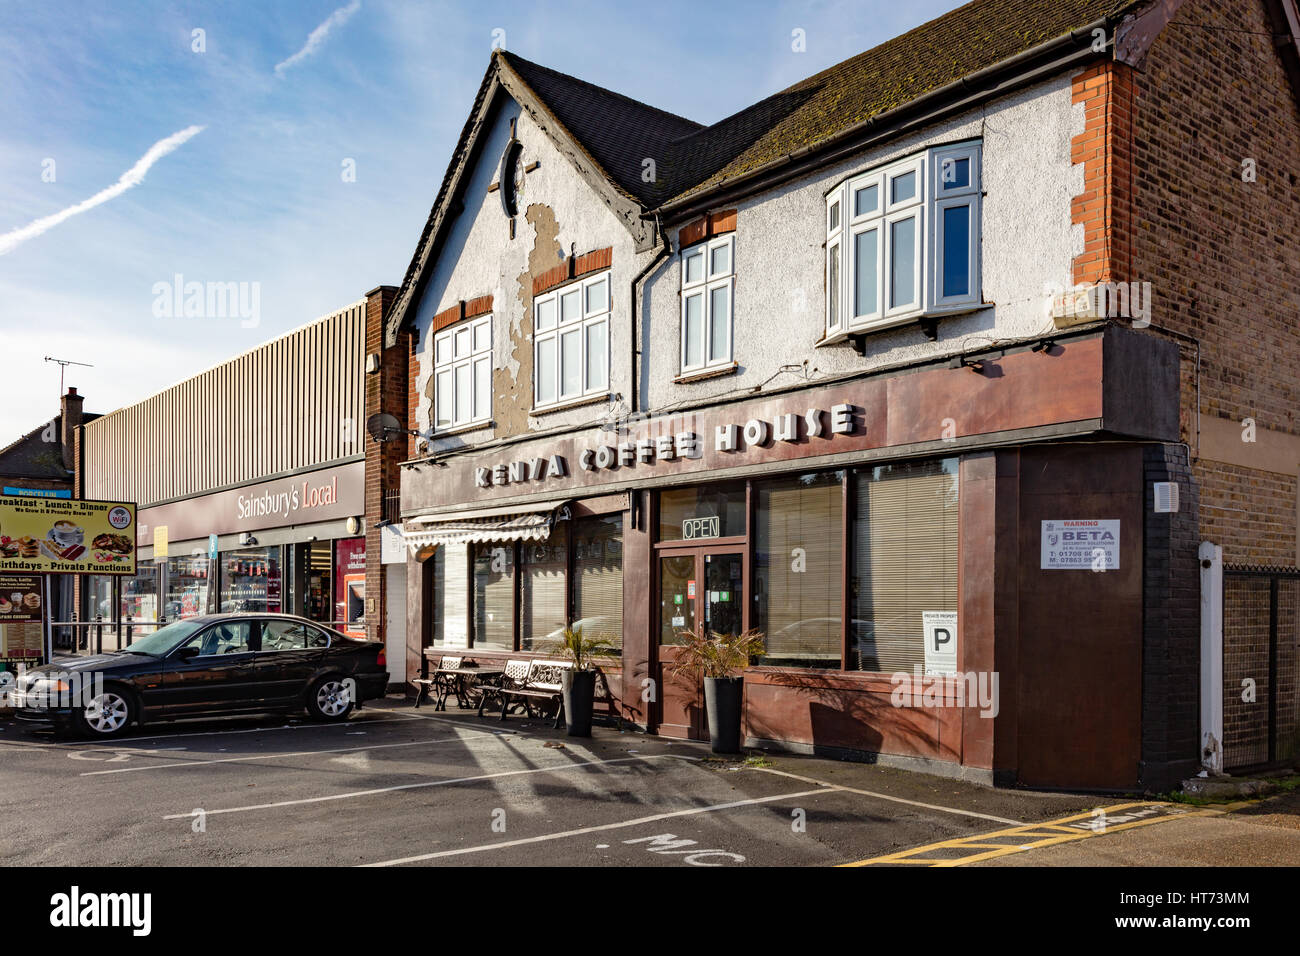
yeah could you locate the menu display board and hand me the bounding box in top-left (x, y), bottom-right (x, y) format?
top-left (0, 497), bottom-right (136, 575)
top-left (0, 574), bottom-right (43, 622)
top-left (0, 621), bottom-right (43, 665)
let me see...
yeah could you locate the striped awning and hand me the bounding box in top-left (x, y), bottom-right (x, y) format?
top-left (401, 502), bottom-right (567, 551)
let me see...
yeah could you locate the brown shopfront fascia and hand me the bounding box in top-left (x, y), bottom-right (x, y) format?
top-left (400, 326), bottom-right (1183, 789)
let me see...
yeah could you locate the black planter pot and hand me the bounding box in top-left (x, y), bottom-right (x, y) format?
top-left (704, 676), bottom-right (744, 754)
top-left (562, 670), bottom-right (597, 737)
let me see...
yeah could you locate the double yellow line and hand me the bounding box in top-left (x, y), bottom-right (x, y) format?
top-left (841, 800), bottom-right (1240, 867)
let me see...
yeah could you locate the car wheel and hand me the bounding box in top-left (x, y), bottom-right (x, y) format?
top-left (307, 676), bottom-right (354, 722)
top-left (74, 687), bottom-right (135, 739)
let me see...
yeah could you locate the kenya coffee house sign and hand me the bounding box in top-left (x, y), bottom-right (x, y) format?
top-left (472, 402), bottom-right (859, 492)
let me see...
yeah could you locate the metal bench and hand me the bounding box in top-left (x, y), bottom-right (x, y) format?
top-left (414, 656), bottom-right (467, 710)
top-left (492, 659), bottom-right (571, 727)
top-left (412, 655), bottom-right (441, 709)
top-left (476, 659), bottom-right (531, 718)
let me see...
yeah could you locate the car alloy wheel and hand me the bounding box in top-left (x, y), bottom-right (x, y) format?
top-left (315, 679), bottom-right (352, 718)
top-left (83, 692), bottom-right (130, 736)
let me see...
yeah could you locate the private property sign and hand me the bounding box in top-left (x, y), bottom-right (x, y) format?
top-left (1040, 519), bottom-right (1120, 570)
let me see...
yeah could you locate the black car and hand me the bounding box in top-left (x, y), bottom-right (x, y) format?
top-left (11, 613), bottom-right (389, 738)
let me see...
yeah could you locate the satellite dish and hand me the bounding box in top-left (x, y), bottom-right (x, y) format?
top-left (365, 412), bottom-right (403, 444)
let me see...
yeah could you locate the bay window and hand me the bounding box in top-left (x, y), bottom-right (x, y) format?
top-left (825, 142), bottom-right (981, 340)
top-left (534, 272), bottom-right (610, 409)
top-left (433, 316), bottom-right (492, 431)
top-left (680, 234), bottom-right (734, 374)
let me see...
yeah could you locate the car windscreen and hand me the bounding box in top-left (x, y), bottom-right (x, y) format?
top-left (122, 619), bottom-right (209, 656)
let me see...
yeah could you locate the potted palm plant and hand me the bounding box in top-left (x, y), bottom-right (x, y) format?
top-left (547, 626), bottom-right (618, 737)
top-left (671, 627), bottom-right (765, 753)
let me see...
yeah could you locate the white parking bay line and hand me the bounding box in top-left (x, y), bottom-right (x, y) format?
top-left (363, 787), bottom-right (835, 867)
top-left (84, 729), bottom-right (497, 776)
top-left (161, 754), bottom-right (700, 820)
top-left (753, 766), bottom-right (1024, 826)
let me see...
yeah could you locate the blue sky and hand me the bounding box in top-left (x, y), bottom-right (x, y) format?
top-left (0, 0), bottom-right (957, 441)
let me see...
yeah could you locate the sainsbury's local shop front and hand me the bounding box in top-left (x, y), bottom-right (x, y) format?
top-left (81, 462), bottom-right (368, 641)
top-left (399, 327), bottom-right (1200, 791)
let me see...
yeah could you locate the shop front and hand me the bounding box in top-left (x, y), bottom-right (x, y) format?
top-left (82, 462), bottom-right (366, 643)
top-left (399, 327), bottom-right (1189, 788)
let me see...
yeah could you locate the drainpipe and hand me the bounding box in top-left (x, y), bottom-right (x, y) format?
top-left (629, 216), bottom-right (671, 415)
top-left (1199, 540), bottom-right (1224, 776)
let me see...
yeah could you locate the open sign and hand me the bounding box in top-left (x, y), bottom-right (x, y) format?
top-left (682, 516), bottom-right (719, 540)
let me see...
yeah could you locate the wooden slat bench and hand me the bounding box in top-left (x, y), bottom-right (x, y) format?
top-left (490, 660), bottom-right (571, 727)
top-left (476, 659), bottom-right (531, 718)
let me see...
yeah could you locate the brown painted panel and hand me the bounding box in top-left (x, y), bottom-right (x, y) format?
top-left (1015, 444), bottom-right (1143, 789)
top-left (992, 450), bottom-right (1021, 776)
top-left (741, 671), bottom-right (962, 761)
top-left (887, 338), bottom-right (1104, 447)
top-left (402, 336), bottom-right (1116, 515)
top-left (958, 453), bottom-right (997, 771)
top-left (621, 492), bottom-right (653, 727)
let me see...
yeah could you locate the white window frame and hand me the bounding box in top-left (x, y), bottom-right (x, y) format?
top-left (823, 141), bottom-right (982, 342)
top-left (533, 271), bottom-right (610, 410)
top-left (929, 143), bottom-right (982, 309)
top-left (680, 233), bottom-right (734, 375)
top-left (433, 315), bottom-right (492, 432)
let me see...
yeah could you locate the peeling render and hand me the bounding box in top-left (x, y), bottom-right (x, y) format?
top-left (498, 202), bottom-right (561, 434)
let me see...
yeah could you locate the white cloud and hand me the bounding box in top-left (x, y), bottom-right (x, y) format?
top-left (0, 125), bottom-right (205, 256)
top-left (274, 0), bottom-right (362, 75)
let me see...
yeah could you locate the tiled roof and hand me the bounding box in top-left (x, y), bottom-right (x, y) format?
top-left (0, 413), bottom-right (101, 481)
top-left (506, 0), bottom-right (1140, 208)
top-left (499, 52), bottom-right (703, 206)
top-left (660, 0), bottom-right (1141, 205)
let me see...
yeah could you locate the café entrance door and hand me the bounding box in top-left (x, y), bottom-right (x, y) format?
top-left (654, 548), bottom-right (746, 739)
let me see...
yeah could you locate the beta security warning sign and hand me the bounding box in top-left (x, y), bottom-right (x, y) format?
top-left (1040, 519), bottom-right (1120, 570)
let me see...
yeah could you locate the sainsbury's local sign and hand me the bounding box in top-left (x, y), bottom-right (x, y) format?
top-left (137, 461), bottom-right (364, 545)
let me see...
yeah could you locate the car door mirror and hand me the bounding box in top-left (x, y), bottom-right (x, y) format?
top-left (174, 645), bottom-right (201, 660)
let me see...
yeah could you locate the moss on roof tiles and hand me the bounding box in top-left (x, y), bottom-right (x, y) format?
top-left (664, 0), bottom-right (1140, 204)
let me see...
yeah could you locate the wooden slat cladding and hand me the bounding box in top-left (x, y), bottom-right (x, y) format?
top-left (82, 302), bottom-right (367, 508)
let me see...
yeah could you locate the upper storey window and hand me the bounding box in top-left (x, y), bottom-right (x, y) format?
top-left (433, 316), bottom-right (492, 431)
top-left (825, 141), bottom-right (982, 341)
top-left (680, 234), bottom-right (735, 375)
top-left (533, 271), bottom-right (610, 409)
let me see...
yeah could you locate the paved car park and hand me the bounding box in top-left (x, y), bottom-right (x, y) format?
top-left (1, 696), bottom-right (1152, 868)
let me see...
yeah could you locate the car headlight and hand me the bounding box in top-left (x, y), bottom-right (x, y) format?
top-left (30, 678), bottom-right (71, 695)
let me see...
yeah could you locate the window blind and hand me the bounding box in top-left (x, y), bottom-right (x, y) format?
top-left (572, 515), bottom-right (624, 649)
top-left (431, 546), bottom-right (445, 646)
top-left (521, 540), bottom-right (567, 651)
top-left (755, 472), bottom-right (844, 668)
top-left (473, 543), bottom-right (515, 649)
top-left (850, 460), bottom-right (959, 673)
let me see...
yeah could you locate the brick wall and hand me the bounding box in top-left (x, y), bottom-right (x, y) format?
top-left (1141, 443), bottom-right (1202, 790)
top-left (1131, 0), bottom-right (1300, 566)
top-left (1070, 61), bottom-right (1133, 287)
top-left (1198, 459), bottom-right (1298, 564)
top-left (364, 285), bottom-right (403, 646)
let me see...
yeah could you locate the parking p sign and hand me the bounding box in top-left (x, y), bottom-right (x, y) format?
top-left (923, 610), bottom-right (958, 676)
